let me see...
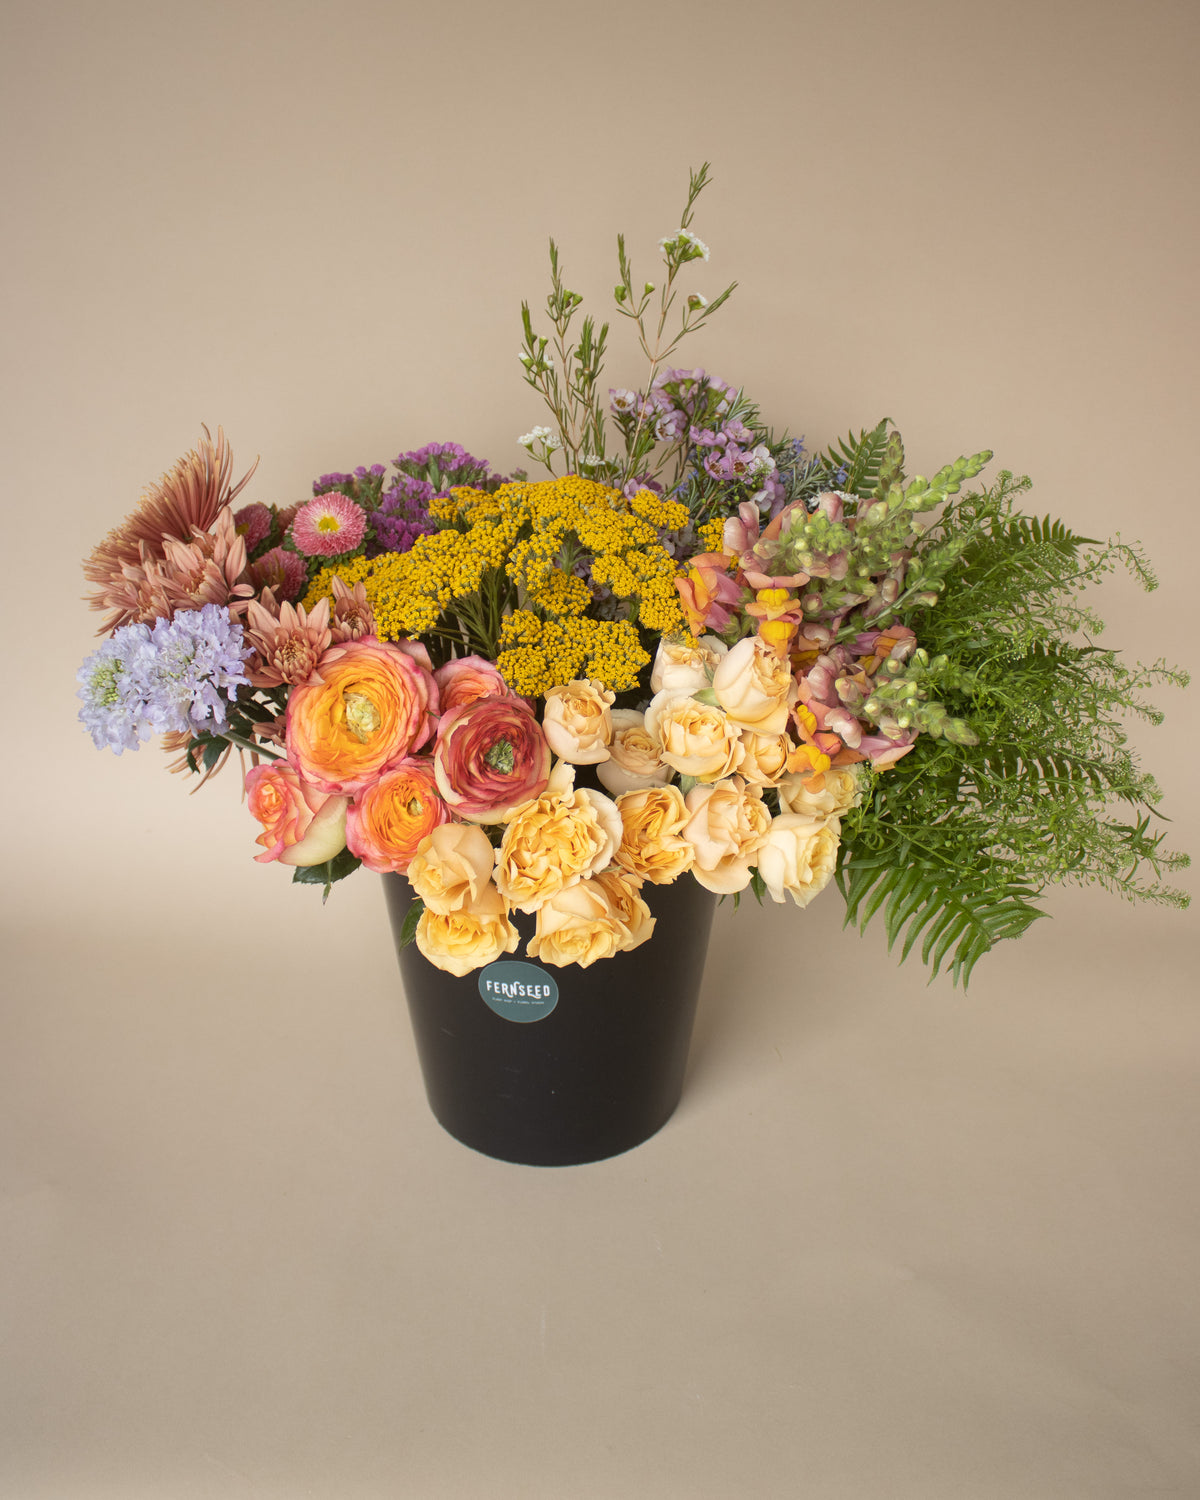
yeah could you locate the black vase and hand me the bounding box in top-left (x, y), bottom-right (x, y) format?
top-left (382, 874), bottom-right (718, 1166)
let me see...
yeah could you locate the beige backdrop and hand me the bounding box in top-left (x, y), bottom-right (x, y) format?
top-left (3, 1), bottom-right (1199, 1496)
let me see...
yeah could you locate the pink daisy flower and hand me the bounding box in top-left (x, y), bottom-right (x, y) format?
top-left (290, 494), bottom-right (367, 558)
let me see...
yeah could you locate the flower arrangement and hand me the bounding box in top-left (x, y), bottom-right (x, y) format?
top-left (78, 167), bottom-right (1189, 986)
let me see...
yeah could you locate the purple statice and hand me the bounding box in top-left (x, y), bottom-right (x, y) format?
top-left (77, 605), bottom-right (251, 754)
top-left (392, 442), bottom-right (508, 492)
top-left (313, 471), bottom-right (355, 494)
top-left (373, 473), bottom-right (438, 556)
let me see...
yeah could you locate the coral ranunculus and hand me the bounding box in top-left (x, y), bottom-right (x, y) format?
top-left (433, 695), bottom-right (551, 823)
top-left (345, 757), bottom-right (449, 874)
top-left (245, 761), bottom-right (349, 867)
top-left (433, 654), bottom-right (510, 713)
top-left (285, 636), bottom-right (439, 795)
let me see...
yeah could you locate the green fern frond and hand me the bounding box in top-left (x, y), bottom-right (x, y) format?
top-left (836, 847), bottom-right (1046, 989)
top-left (822, 418), bottom-right (892, 498)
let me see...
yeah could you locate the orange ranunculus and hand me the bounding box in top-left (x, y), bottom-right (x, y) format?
top-left (345, 757), bottom-right (449, 874)
top-left (285, 636), bottom-right (438, 795)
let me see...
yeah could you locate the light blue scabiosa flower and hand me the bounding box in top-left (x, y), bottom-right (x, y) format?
top-left (77, 626), bottom-right (157, 753)
top-left (77, 604), bottom-right (251, 754)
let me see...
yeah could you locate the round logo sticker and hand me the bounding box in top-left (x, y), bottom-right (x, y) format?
top-left (478, 960), bottom-right (559, 1023)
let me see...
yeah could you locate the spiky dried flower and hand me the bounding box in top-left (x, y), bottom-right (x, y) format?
top-left (83, 426), bottom-right (258, 631)
top-left (95, 507), bottom-right (254, 632)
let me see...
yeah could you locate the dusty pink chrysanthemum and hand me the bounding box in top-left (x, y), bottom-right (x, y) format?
top-left (290, 494), bottom-right (366, 558)
top-left (329, 576), bottom-right (376, 643)
top-left (248, 546), bottom-right (308, 601)
top-left (93, 505), bottom-right (253, 631)
top-left (233, 502), bottom-right (273, 550)
top-left (243, 594), bottom-right (333, 689)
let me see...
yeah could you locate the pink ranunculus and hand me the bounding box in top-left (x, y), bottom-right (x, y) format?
top-left (434, 655), bottom-right (511, 713)
top-left (394, 638), bottom-right (435, 672)
top-left (245, 761), bottom-right (349, 867)
top-left (433, 694), bottom-right (551, 823)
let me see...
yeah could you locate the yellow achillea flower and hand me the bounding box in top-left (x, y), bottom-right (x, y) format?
top-left (306, 474), bottom-right (689, 660)
top-left (697, 517), bottom-right (727, 553)
top-left (497, 615), bottom-right (649, 696)
top-left (630, 488), bottom-right (689, 532)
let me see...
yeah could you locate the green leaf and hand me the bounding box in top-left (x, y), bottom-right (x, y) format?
top-left (398, 896), bottom-right (425, 949)
top-left (291, 848), bottom-right (363, 902)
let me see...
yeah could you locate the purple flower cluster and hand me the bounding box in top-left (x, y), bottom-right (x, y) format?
top-left (392, 442), bottom-right (503, 490)
top-left (610, 367), bottom-right (786, 512)
top-left (372, 473), bottom-right (439, 556)
top-left (373, 443), bottom-right (513, 556)
top-left (313, 471), bottom-right (355, 494)
top-left (77, 605), bottom-right (250, 754)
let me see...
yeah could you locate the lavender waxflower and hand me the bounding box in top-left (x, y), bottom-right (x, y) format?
top-left (78, 605), bottom-right (251, 754)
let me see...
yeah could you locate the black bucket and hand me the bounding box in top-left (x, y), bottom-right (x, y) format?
top-left (382, 874), bottom-right (717, 1166)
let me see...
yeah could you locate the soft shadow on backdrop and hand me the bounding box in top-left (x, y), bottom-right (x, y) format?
top-left (3, 2), bottom-right (1198, 1497)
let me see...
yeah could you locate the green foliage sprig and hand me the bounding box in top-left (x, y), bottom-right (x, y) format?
top-left (518, 164), bottom-right (735, 484)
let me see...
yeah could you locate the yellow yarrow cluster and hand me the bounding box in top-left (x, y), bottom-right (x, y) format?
top-left (496, 611), bottom-right (649, 696)
top-left (303, 474), bottom-right (691, 664)
top-left (629, 488), bottom-right (689, 533)
top-left (698, 517), bottom-right (727, 553)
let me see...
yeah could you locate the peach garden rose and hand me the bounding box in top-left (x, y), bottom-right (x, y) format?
top-left (643, 691), bottom-right (741, 782)
top-left (245, 761), bottom-right (349, 867)
top-left (649, 634), bottom-right (728, 696)
top-left (494, 775), bottom-right (623, 913)
top-left (414, 882), bottom-right (520, 977)
top-left (756, 813), bottom-right (840, 907)
top-left (733, 729), bottom-right (794, 787)
top-left (406, 823), bottom-right (498, 915)
top-left (614, 785), bottom-right (695, 884)
top-left (526, 870), bottom-right (654, 969)
top-left (596, 708), bottom-right (671, 795)
top-left (682, 776), bottom-right (771, 894)
top-left (542, 679), bottom-right (615, 765)
top-left (711, 634), bottom-right (795, 736)
top-left (777, 765), bottom-right (863, 821)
